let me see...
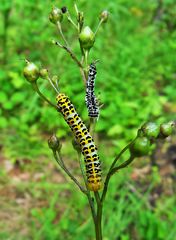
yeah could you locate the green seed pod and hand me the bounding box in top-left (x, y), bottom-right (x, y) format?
top-left (49, 7), bottom-right (63, 24)
top-left (79, 26), bottom-right (95, 50)
top-left (141, 122), bottom-right (160, 139)
top-left (23, 61), bottom-right (40, 83)
top-left (130, 137), bottom-right (150, 157)
top-left (48, 134), bottom-right (61, 151)
top-left (160, 121), bottom-right (175, 138)
top-left (39, 68), bottom-right (49, 79)
top-left (99, 10), bottom-right (109, 23)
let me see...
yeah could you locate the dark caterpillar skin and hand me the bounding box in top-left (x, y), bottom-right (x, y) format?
top-left (56, 93), bottom-right (102, 191)
top-left (85, 63), bottom-right (99, 118)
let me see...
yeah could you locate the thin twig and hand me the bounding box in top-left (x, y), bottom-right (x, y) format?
top-left (32, 82), bottom-right (57, 109)
top-left (94, 19), bottom-right (104, 36)
top-left (54, 41), bottom-right (83, 68)
top-left (66, 11), bottom-right (78, 29)
top-left (94, 191), bottom-right (103, 240)
top-left (101, 140), bottom-right (136, 202)
top-left (52, 150), bottom-right (87, 194)
top-left (110, 156), bottom-right (134, 175)
top-left (56, 22), bottom-right (69, 47)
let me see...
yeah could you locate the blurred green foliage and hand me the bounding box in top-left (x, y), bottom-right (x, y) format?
top-left (0, 0), bottom-right (176, 239)
top-left (0, 0), bottom-right (176, 151)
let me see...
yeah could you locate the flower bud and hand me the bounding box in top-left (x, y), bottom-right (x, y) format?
top-left (99, 10), bottom-right (109, 23)
top-left (141, 122), bottom-right (160, 139)
top-left (49, 7), bottom-right (63, 24)
top-left (160, 121), bottom-right (175, 138)
top-left (130, 137), bottom-right (150, 157)
top-left (39, 68), bottom-right (49, 79)
top-left (79, 26), bottom-right (95, 50)
top-left (48, 134), bottom-right (61, 151)
top-left (23, 61), bottom-right (40, 83)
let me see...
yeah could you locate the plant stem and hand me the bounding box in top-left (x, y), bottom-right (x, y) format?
top-left (57, 22), bottom-right (69, 47)
top-left (54, 41), bottom-right (83, 68)
top-left (94, 192), bottom-right (103, 240)
top-left (101, 141), bottom-right (134, 202)
top-left (52, 150), bottom-right (87, 194)
top-left (110, 156), bottom-right (135, 175)
top-left (32, 83), bottom-right (57, 109)
top-left (66, 11), bottom-right (78, 29)
top-left (95, 19), bottom-right (104, 36)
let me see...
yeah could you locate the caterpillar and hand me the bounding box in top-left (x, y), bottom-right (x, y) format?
top-left (56, 93), bottom-right (102, 192)
top-left (85, 63), bottom-right (99, 118)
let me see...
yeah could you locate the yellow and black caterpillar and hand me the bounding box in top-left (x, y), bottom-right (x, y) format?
top-left (56, 93), bottom-right (102, 192)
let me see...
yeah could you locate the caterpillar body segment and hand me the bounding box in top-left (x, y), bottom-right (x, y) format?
top-left (56, 93), bottom-right (102, 191)
top-left (85, 63), bottom-right (99, 118)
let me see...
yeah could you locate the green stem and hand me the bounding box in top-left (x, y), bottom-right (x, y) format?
top-left (57, 22), bottom-right (69, 47)
top-left (89, 118), bottom-right (96, 137)
top-left (66, 11), bottom-right (78, 29)
top-left (54, 41), bottom-right (83, 68)
top-left (52, 150), bottom-right (87, 194)
top-left (110, 156), bottom-right (135, 175)
top-left (31, 83), bottom-right (57, 109)
top-left (84, 50), bottom-right (89, 79)
top-left (101, 140), bottom-right (135, 202)
top-left (94, 19), bottom-right (104, 36)
top-left (94, 192), bottom-right (103, 240)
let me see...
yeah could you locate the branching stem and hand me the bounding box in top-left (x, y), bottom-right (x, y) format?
top-left (57, 22), bottom-right (69, 47)
top-left (52, 150), bottom-right (87, 194)
top-left (54, 41), bottom-right (83, 68)
top-left (32, 83), bottom-right (57, 109)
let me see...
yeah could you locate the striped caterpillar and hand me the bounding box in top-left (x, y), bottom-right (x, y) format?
top-left (85, 63), bottom-right (99, 118)
top-left (56, 93), bottom-right (102, 192)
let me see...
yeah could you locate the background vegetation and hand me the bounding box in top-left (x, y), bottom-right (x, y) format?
top-left (0, 0), bottom-right (176, 239)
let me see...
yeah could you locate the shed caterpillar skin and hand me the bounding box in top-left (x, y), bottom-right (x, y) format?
top-left (56, 93), bottom-right (102, 191)
top-left (85, 63), bottom-right (99, 118)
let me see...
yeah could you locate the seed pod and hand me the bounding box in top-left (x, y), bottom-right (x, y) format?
top-left (48, 134), bottom-right (61, 151)
top-left (23, 61), bottom-right (40, 83)
top-left (39, 68), bottom-right (49, 79)
top-left (99, 10), bottom-right (109, 23)
top-left (79, 26), bottom-right (95, 50)
top-left (141, 122), bottom-right (160, 139)
top-left (49, 7), bottom-right (63, 24)
top-left (130, 137), bottom-right (150, 157)
top-left (160, 121), bottom-right (175, 138)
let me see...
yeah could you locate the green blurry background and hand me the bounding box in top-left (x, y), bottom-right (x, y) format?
top-left (0, 0), bottom-right (176, 239)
